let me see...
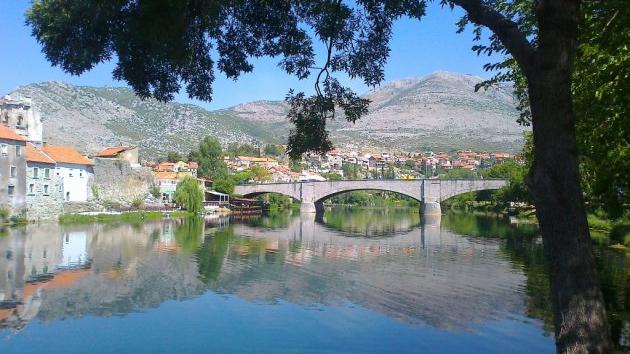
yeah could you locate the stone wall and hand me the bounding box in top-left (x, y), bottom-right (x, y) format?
top-left (26, 162), bottom-right (63, 221)
top-left (91, 158), bottom-right (153, 207)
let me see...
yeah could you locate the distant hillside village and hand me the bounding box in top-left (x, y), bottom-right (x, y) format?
top-left (1, 94), bottom-right (518, 221)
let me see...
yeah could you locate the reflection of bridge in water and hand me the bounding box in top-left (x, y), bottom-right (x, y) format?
top-left (235, 179), bottom-right (508, 214)
top-left (0, 213), bottom-right (526, 332)
top-left (226, 213), bottom-right (525, 328)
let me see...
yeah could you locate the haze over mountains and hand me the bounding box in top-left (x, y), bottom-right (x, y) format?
top-left (11, 71), bottom-right (527, 159)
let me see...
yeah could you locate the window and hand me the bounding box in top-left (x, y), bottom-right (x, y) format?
top-left (15, 145), bottom-right (21, 157)
top-left (1, 144), bottom-right (6, 155)
top-left (44, 168), bottom-right (50, 179)
top-left (43, 184), bottom-right (49, 195)
top-left (17, 116), bottom-right (23, 127)
top-left (69, 169), bottom-right (74, 177)
top-left (79, 171), bottom-right (83, 178)
top-left (10, 166), bottom-right (17, 178)
top-left (2, 113), bottom-right (7, 123)
top-left (28, 184), bottom-right (34, 194)
top-left (8, 185), bottom-right (15, 196)
top-left (33, 167), bottom-right (39, 178)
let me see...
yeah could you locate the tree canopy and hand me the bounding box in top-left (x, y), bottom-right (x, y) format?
top-left (572, 1), bottom-right (628, 216)
top-left (264, 144), bottom-right (286, 157)
top-left (478, 0), bottom-right (629, 216)
top-left (188, 136), bottom-right (228, 180)
top-left (173, 176), bottom-right (204, 213)
top-left (166, 151), bottom-right (184, 163)
top-left (226, 143), bottom-right (259, 158)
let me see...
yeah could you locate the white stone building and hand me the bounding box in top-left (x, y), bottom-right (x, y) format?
top-left (42, 144), bottom-right (94, 202)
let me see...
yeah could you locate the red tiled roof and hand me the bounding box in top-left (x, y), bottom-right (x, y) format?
top-left (156, 162), bottom-right (175, 172)
top-left (42, 144), bottom-right (93, 165)
top-left (26, 143), bottom-right (55, 164)
top-left (188, 162), bottom-right (198, 169)
top-left (96, 146), bottom-right (134, 158)
top-left (0, 125), bottom-right (26, 142)
top-left (154, 172), bottom-right (179, 180)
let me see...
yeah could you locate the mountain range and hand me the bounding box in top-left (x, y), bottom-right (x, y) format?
top-left (10, 71), bottom-right (527, 159)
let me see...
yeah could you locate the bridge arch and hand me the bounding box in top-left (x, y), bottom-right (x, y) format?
top-left (309, 180), bottom-right (423, 204)
top-left (240, 190), bottom-right (302, 201)
top-left (236, 183), bottom-right (303, 202)
top-left (312, 187), bottom-right (421, 205)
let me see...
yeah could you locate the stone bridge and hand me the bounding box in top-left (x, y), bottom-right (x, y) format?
top-left (234, 179), bottom-right (508, 215)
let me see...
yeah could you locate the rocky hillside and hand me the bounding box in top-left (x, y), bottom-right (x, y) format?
top-left (220, 71), bottom-right (527, 152)
top-left (11, 82), bottom-right (276, 158)
top-left (11, 71), bottom-right (527, 158)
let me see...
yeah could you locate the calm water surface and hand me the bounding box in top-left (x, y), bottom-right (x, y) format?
top-left (0, 208), bottom-right (628, 353)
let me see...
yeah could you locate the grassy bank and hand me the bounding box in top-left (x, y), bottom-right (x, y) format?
top-left (0, 207), bottom-right (28, 227)
top-left (587, 213), bottom-right (630, 248)
top-left (58, 211), bottom-right (192, 224)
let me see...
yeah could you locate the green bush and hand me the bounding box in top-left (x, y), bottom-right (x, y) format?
top-left (150, 185), bottom-right (161, 199)
top-left (213, 178), bottom-right (235, 194)
top-left (609, 223), bottom-right (630, 247)
top-left (9, 214), bottom-right (28, 225)
top-left (102, 200), bottom-right (122, 210)
top-left (173, 176), bottom-right (204, 213)
top-left (0, 207), bottom-right (9, 223)
top-left (131, 197), bottom-right (145, 209)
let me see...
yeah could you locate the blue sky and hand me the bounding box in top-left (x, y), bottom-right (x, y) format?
top-left (0, 1), bottom-right (501, 110)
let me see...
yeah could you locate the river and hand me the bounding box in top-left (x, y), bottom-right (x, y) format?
top-left (0, 208), bottom-right (628, 353)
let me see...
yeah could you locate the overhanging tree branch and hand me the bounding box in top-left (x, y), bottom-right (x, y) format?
top-left (449, 0), bottom-right (536, 76)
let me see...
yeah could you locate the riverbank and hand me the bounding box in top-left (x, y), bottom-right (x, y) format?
top-left (58, 210), bottom-right (192, 224)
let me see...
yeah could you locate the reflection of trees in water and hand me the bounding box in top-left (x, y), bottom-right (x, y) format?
top-left (236, 209), bottom-right (298, 229)
top-left (174, 217), bottom-right (203, 254)
top-left (441, 212), bottom-right (538, 239)
top-left (595, 249), bottom-right (630, 348)
top-left (441, 211), bottom-right (630, 350)
top-left (195, 227), bottom-right (230, 284)
top-left (320, 207), bottom-right (421, 237)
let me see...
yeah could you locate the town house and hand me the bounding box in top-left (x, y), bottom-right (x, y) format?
top-left (42, 144), bottom-right (94, 202)
top-left (25, 143), bottom-right (63, 219)
top-left (0, 125), bottom-right (26, 215)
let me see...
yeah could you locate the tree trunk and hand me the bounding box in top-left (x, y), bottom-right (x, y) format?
top-left (526, 3), bottom-right (612, 352)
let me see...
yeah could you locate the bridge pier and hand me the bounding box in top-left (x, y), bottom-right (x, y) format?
top-left (300, 201), bottom-right (324, 214)
top-left (420, 201), bottom-right (441, 216)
